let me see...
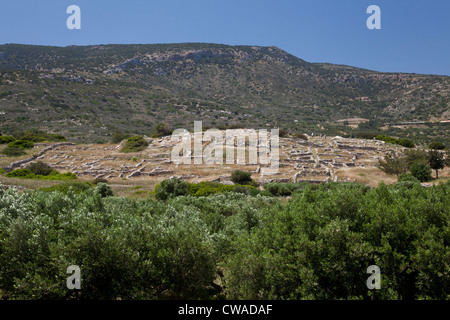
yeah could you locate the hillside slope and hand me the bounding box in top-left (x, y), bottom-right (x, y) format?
top-left (0, 43), bottom-right (449, 143)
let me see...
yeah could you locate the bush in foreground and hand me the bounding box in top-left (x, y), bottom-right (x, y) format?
top-left (154, 177), bottom-right (190, 200)
top-left (223, 182), bottom-right (449, 300)
top-left (0, 181), bottom-right (447, 300)
top-left (95, 182), bottom-right (114, 197)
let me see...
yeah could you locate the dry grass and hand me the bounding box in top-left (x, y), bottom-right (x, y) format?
top-left (0, 176), bottom-right (62, 190)
top-left (336, 167), bottom-right (397, 187)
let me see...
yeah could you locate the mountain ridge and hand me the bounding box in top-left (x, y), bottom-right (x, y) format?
top-left (0, 43), bottom-right (449, 144)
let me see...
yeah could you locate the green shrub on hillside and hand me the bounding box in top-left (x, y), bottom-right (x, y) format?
top-left (230, 170), bottom-right (254, 185)
top-left (27, 161), bottom-right (53, 176)
top-left (39, 181), bottom-right (93, 193)
top-left (375, 135), bottom-right (415, 148)
top-left (188, 181), bottom-right (255, 197)
top-left (5, 168), bottom-right (77, 181)
top-left (376, 134), bottom-right (399, 145)
top-left (151, 123), bottom-right (172, 138)
top-left (154, 177), bottom-right (190, 200)
top-left (14, 130), bottom-right (66, 143)
top-left (264, 182), bottom-right (305, 196)
top-left (110, 132), bottom-right (131, 144)
top-left (353, 131), bottom-right (378, 139)
top-left (95, 182), bottom-right (114, 198)
top-left (410, 162), bottom-right (432, 182)
top-left (398, 138), bottom-right (415, 148)
top-left (404, 149), bottom-right (430, 168)
top-left (428, 141), bottom-right (445, 150)
top-left (8, 140), bottom-right (34, 149)
top-left (398, 173), bottom-right (420, 183)
top-left (120, 136), bottom-right (149, 153)
top-left (154, 179), bottom-right (260, 199)
top-left (0, 136), bottom-right (15, 144)
top-left (0, 146), bottom-right (26, 157)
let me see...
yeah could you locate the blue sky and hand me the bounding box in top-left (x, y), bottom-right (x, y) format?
top-left (0, 0), bottom-right (449, 75)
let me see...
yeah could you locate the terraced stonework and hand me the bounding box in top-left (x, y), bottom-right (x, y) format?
top-left (14, 132), bottom-right (405, 185)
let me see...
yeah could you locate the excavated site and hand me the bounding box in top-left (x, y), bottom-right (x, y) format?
top-left (6, 131), bottom-right (405, 186)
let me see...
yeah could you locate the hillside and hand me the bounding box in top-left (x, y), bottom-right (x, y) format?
top-left (0, 43), bottom-right (449, 144)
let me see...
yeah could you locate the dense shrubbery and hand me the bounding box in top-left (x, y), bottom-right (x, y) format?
top-left (380, 149), bottom-right (447, 181)
top-left (0, 135), bottom-right (15, 144)
top-left (5, 168), bottom-right (77, 181)
top-left (13, 129), bottom-right (66, 143)
top-left (0, 185), bottom-right (277, 299)
top-left (398, 138), bottom-right (415, 148)
top-left (151, 123), bottom-right (172, 138)
top-left (188, 181), bottom-right (256, 197)
top-left (291, 132), bottom-right (308, 140)
top-left (376, 134), bottom-right (399, 145)
top-left (428, 141), bottom-right (445, 150)
top-left (39, 181), bottom-right (94, 193)
top-left (110, 132), bottom-right (131, 144)
top-left (375, 135), bottom-right (415, 148)
top-left (264, 182), bottom-right (305, 196)
top-left (410, 162), bottom-right (432, 182)
top-left (0, 146), bottom-right (26, 157)
top-left (222, 182), bottom-right (449, 300)
top-left (353, 131), bottom-right (378, 140)
top-left (0, 181), bottom-right (448, 300)
top-left (27, 161), bottom-right (54, 176)
top-left (7, 140), bottom-right (34, 150)
top-left (0, 131), bottom-right (65, 156)
top-left (1, 139), bottom-right (35, 157)
top-left (397, 173), bottom-right (420, 183)
top-left (154, 178), bottom-right (259, 200)
top-left (120, 136), bottom-right (149, 153)
top-left (154, 178), bottom-right (190, 200)
top-left (95, 182), bottom-right (114, 197)
top-left (230, 170), bottom-right (256, 186)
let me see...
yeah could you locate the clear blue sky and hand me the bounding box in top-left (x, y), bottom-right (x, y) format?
top-left (1, 0), bottom-right (449, 75)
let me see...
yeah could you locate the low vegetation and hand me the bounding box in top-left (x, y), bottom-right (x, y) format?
top-left (428, 141), bottom-right (446, 150)
top-left (13, 129), bottom-right (67, 143)
top-left (230, 170), bottom-right (256, 186)
top-left (154, 178), bottom-right (262, 200)
top-left (5, 168), bottom-right (77, 181)
top-left (120, 136), bottom-right (149, 153)
top-left (379, 149), bottom-right (448, 182)
top-left (0, 180), bottom-right (448, 300)
top-left (375, 135), bottom-right (415, 148)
